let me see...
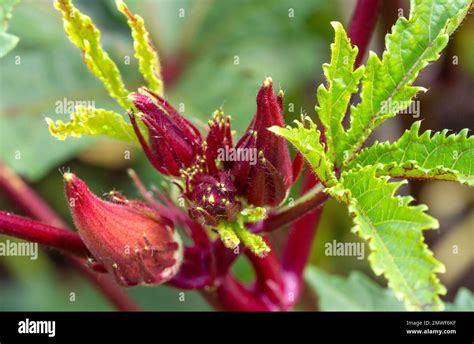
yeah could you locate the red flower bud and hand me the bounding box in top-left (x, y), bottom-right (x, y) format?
top-left (63, 173), bottom-right (182, 287)
top-left (233, 77), bottom-right (293, 207)
top-left (187, 172), bottom-right (241, 226)
top-left (204, 109), bottom-right (233, 175)
top-left (129, 88), bottom-right (202, 177)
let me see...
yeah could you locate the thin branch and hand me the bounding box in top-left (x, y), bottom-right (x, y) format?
top-left (0, 211), bottom-right (89, 258)
top-left (248, 182), bottom-right (328, 234)
top-left (0, 163), bottom-right (67, 229)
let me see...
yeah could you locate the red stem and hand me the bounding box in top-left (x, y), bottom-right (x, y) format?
top-left (215, 274), bottom-right (273, 311)
top-left (245, 243), bottom-right (288, 310)
top-left (0, 163), bottom-right (67, 229)
top-left (0, 211), bottom-right (89, 257)
top-left (0, 162), bottom-right (141, 311)
top-left (248, 185), bottom-right (328, 234)
top-left (281, 172), bottom-right (322, 305)
top-left (348, 0), bottom-right (382, 67)
top-left (282, 206), bottom-right (323, 280)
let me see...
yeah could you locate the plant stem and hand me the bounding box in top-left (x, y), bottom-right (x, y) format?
top-left (0, 162), bottom-right (141, 311)
top-left (280, 172), bottom-right (323, 306)
top-left (0, 211), bottom-right (88, 257)
top-left (249, 182), bottom-right (328, 234)
top-left (213, 246), bottom-right (276, 311)
top-left (0, 163), bottom-right (67, 229)
top-left (245, 243), bottom-right (288, 310)
top-left (348, 0), bottom-right (382, 67)
top-left (214, 274), bottom-right (273, 311)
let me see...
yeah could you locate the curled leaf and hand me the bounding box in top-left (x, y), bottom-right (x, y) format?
top-left (46, 106), bottom-right (138, 144)
top-left (116, 0), bottom-right (164, 95)
top-left (54, 0), bottom-right (130, 109)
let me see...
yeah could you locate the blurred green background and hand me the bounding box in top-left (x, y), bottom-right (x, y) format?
top-left (0, 0), bottom-right (473, 311)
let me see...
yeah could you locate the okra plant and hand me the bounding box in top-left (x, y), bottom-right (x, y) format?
top-left (0, 0), bottom-right (472, 311)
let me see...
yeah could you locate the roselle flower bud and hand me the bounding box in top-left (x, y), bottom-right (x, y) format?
top-left (187, 172), bottom-right (241, 226)
top-left (204, 109), bottom-right (233, 175)
top-left (63, 173), bottom-right (182, 287)
top-left (233, 77), bottom-right (293, 207)
top-left (129, 88), bottom-right (202, 177)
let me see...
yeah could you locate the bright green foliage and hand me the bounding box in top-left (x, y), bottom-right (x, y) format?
top-left (0, 0), bottom-right (20, 58)
top-left (46, 106), bottom-right (138, 144)
top-left (54, 0), bottom-right (130, 109)
top-left (316, 22), bottom-right (364, 165)
top-left (348, 121), bottom-right (474, 186)
top-left (269, 117), bottom-right (337, 187)
top-left (116, 0), bottom-right (163, 96)
top-left (328, 166), bottom-right (446, 311)
top-left (50, 0), bottom-right (166, 144)
top-left (275, 0), bottom-right (473, 311)
top-left (343, 0), bottom-right (471, 164)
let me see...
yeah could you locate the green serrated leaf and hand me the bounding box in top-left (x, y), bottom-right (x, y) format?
top-left (46, 106), bottom-right (138, 144)
top-left (54, 0), bottom-right (130, 109)
top-left (347, 121), bottom-right (474, 186)
top-left (343, 0), bottom-right (471, 164)
top-left (116, 0), bottom-right (163, 96)
top-left (269, 117), bottom-right (337, 187)
top-left (331, 166), bottom-right (446, 311)
top-left (305, 267), bottom-right (404, 311)
top-left (316, 21), bottom-right (364, 165)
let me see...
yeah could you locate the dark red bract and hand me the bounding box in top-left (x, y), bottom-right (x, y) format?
top-left (232, 77), bottom-right (293, 207)
top-left (129, 89), bottom-right (202, 177)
